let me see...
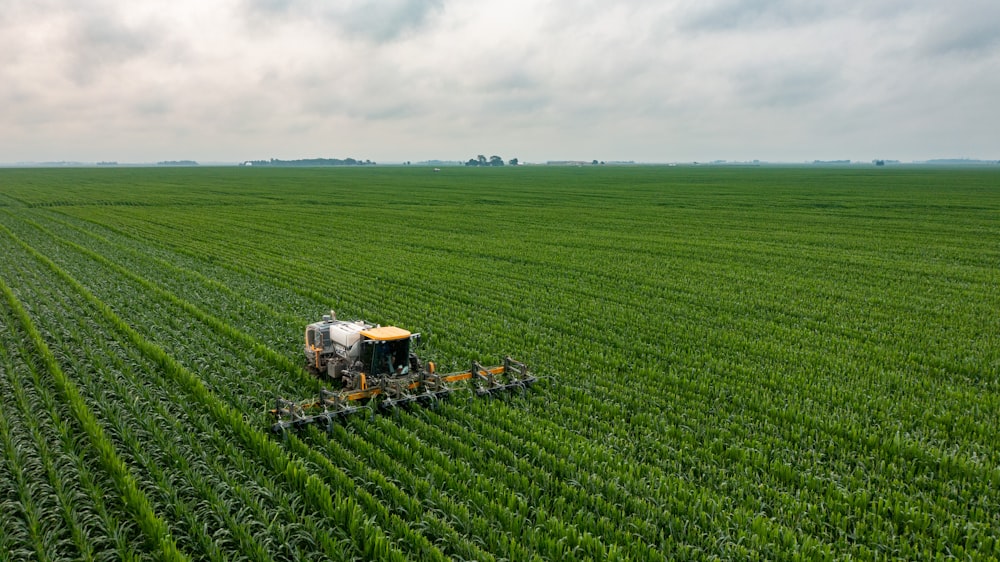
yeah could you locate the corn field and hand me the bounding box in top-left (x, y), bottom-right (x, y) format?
top-left (0, 166), bottom-right (997, 561)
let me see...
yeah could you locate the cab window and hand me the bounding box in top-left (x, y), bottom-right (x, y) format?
top-left (368, 339), bottom-right (411, 375)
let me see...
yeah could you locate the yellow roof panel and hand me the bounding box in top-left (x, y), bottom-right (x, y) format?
top-left (360, 326), bottom-right (411, 341)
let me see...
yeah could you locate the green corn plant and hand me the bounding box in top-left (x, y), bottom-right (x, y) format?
top-left (0, 263), bottom-right (188, 562)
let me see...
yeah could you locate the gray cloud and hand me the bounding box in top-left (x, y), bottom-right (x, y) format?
top-left (918, 3), bottom-right (1000, 57)
top-left (1, 0), bottom-right (998, 163)
top-left (241, 0), bottom-right (444, 42)
top-left (64, 13), bottom-right (163, 85)
top-left (734, 63), bottom-right (839, 108)
top-left (681, 0), bottom-right (833, 32)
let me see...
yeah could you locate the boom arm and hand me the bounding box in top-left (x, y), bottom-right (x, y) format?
top-left (270, 357), bottom-right (535, 432)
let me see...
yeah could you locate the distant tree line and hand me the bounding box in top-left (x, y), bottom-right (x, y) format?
top-left (242, 158), bottom-right (374, 167)
top-left (157, 160), bottom-right (198, 166)
top-left (465, 155), bottom-right (518, 167)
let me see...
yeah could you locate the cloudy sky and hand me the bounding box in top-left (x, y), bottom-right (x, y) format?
top-left (2, 0), bottom-right (998, 163)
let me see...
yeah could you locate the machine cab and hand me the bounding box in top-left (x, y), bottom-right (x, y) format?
top-left (359, 326), bottom-right (416, 376)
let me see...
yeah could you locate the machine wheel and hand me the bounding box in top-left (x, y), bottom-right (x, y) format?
top-left (340, 373), bottom-right (355, 389)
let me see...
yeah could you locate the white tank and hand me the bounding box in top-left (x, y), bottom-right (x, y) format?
top-left (327, 320), bottom-right (369, 349)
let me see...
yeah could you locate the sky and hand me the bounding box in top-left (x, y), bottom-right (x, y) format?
top-left (2, 0), bottom-right (999, 164)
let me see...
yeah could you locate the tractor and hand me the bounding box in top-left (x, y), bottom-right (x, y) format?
top-left (270, 311), bottom-right (535, 432)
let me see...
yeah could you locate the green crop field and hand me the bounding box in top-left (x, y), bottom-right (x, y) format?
top-left (0, 165), bottom-right (997, 561)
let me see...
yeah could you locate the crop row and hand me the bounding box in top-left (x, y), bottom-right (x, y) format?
top-left (17, 196), bottom-right (1000, 556)
top-left (0, 221), bottom-right (408, 560)
top-left (1, 167), bottom-right (997, 560)
top-left (15, 209), bottom-right (992, 556)
top-left (7, 203), bottom-right (668, 552)
top-left (9, 204), bottom-right (670, 560)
